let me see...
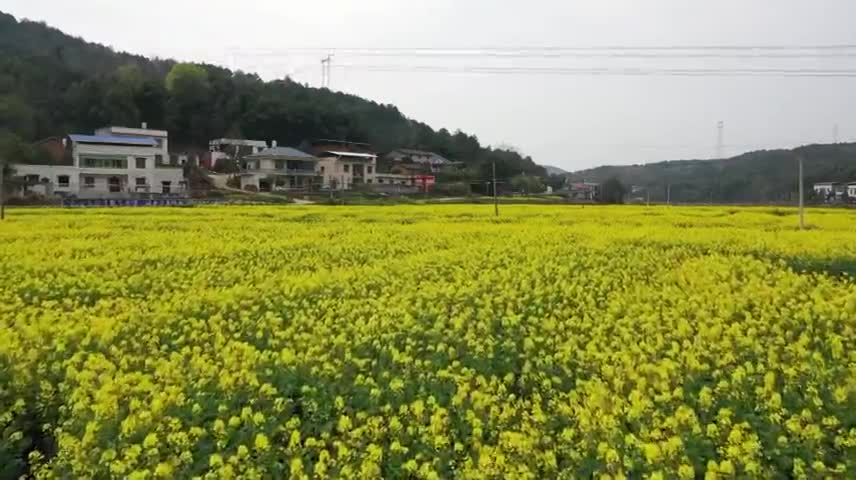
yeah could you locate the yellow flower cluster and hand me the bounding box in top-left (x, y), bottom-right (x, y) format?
top-left (0, 205), bottom-right (854, 478)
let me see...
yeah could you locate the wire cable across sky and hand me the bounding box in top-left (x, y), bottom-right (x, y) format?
top-left (331, 65), bottom-right (856, 78)
top-left (225, 44), bottom-right (856, 80)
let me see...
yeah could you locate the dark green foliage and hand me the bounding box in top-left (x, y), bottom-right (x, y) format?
top-left (0, 11), bottom-right (543, 178)
top-left (510, 174), bottom-right (545, 194)
top-left (600, 177), bottom-right (627, 204)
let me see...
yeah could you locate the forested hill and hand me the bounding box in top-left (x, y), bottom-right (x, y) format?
top-left (569, 143), bottom-right (856, 203)
top-left (0, 11), bottom-right (544, 177)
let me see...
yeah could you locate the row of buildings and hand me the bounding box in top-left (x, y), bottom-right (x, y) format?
top-left (8, 125), bottom-right (456, 199)
top-left (812, 182), bottom-right (856, 202)
top-left (207, 139), bottom-right (450, 193)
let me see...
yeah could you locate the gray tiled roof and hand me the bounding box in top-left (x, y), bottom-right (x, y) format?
top-left (249, 147), bottom-right (316, 159)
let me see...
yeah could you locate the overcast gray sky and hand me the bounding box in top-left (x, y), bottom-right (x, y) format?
top-left (5, 0), bottom-right (856, 171)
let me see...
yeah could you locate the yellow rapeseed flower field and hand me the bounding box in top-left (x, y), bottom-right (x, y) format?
top-left (1, 204), bottom-right (855, 478)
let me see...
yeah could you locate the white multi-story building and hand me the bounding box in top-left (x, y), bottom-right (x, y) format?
top-left (316, 151), bottom-right (378, 190)
top-left (12, 126), bottom-right (186, 199)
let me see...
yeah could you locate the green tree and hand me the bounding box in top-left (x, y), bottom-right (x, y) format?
top-left (0, 95), bottom-right (36, 139)
top-left (0, 14), bottom-right (547, 177)
top-left (600, 177), bottom-right (627, 204)
top-left (165, 63), bottom-right (213, 146)
top-left (165, 63), bottom-right (208, 93)
top-left (510, 174), bottom-right (545, 194)
top-left (545, 174), bottom-right (567, 191)
top-left (0, 132), bottom-right (34, 163)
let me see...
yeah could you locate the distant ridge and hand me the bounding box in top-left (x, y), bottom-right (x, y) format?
top-left (566, 143), bottom-right (856, 203)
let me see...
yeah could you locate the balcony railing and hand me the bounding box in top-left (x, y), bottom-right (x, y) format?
top-left (155, 162), bottom-right (183, 169)
top-left (243, 168), bottom-right (317, 176)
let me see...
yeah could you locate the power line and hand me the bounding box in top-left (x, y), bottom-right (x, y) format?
top-left (232, 50), bottom-right (856, 59)
top-left (331, 64), bottom-right (856, 77)
top-left (229, 44), bottom-right (856, 53)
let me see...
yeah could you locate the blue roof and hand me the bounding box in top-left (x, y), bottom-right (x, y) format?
top-left (69, 134), bottom-right (159, 146)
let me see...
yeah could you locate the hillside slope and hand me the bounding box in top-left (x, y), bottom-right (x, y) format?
top-left (0, 11), bottom-right (544, 178)
top-left (569, 143), bottom-right (856, 203)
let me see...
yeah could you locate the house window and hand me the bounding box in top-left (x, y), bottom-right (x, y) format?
top-left (320, 166), bottom-right (325, 174)
top-left (57, 175), bottom-right (70, 187)
top-left (82, 157), bottom-right (126, 168)
top-left (108, 177), bottom-right (121, 193)
top-left (378, 178), bottom-right (384, 184)
top-left (83, 176), bottom-right (95, 188)
top-left (136, 157), bottom-right (147, 169)
top-left (162, 181), bottom-right (171, 194)
top-left (275, 160), bottom-right (285, 170)
top-left (135, 177), bottom-right (147, 186)
top-left (155, 154), bottom-right (163, 166)
top-left (367, 166), bottom-right (373, 174)
top-left (25, 174), bottom-right (40, 183)
top-left (367, 179), bottom-right (373, 184)
top-left (343, 164), bottom-right (350, 173)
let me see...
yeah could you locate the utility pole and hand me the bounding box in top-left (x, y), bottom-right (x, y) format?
top-left (492, 160), bottom-right (499, 217)
top-left (833, 124), bottom-right (840, 144)
top-left (666, 183), bottom-right (671, 205)
top-left (321, 54), bottom-right (333, 89)
top-left (646, 188), bottom-right (650, 207)
top-left (320, 57), bottom-right (327, 88)
top-left (0, 158), bottom-right (5, 220)
top-left (716, 120), bottom-right (725, 159)
top-left (798, 154), bottom-right (805, 230)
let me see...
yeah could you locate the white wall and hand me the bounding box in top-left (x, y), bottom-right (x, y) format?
top-left (74, 143), bottom-right (161, 167)
top-left (240, 174), bottom-right (261, 190)
top-left (316, 156), bottom-right (377, 190)
top-left (11, 165), bottom-right (80, 195)
top-left (317, 157), bottom-right (351, 190)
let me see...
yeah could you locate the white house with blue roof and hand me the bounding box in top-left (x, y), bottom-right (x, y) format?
top-left (11, 124), bottom-right (187, 199)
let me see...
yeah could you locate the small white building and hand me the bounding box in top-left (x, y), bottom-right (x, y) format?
top-left (848, 182), bottom-right (856, 198)
top-left (813, 182), bottom-right (839, 198)
top-left (373, 173), bottom-right (417, 187)
top-left (238, 146), bottom-right (319, 191)
top-left (316, 151), bottom-right (378, 190)
top-left (11, 126), bottom-right (186, 199)
top-left (386, 149), bottom-right (450, 173)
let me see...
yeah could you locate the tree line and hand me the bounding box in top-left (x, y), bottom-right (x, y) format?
top-left (0, 11), bottom-right (545, 181)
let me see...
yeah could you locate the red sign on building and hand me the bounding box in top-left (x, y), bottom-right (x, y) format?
top-left (413, 175), bottom-right (435, 192)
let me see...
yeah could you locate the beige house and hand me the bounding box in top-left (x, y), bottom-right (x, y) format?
top-left (316, 151), bottom-right (378, 190)
top-left (238, 146), bottom-right (319, 191)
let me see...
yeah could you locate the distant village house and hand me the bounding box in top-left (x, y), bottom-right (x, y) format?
top-left (206, 138), bottom-right (268, 170)
top-left (10, 124), bottom-right (186, 199)
top-left (238, 143), bottom-right (319, 191)
top-left (385, 149), bottom-right (451, 174)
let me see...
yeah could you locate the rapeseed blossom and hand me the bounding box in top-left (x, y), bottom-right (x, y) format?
top-left (0, 204), bottom-right (854, 477)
